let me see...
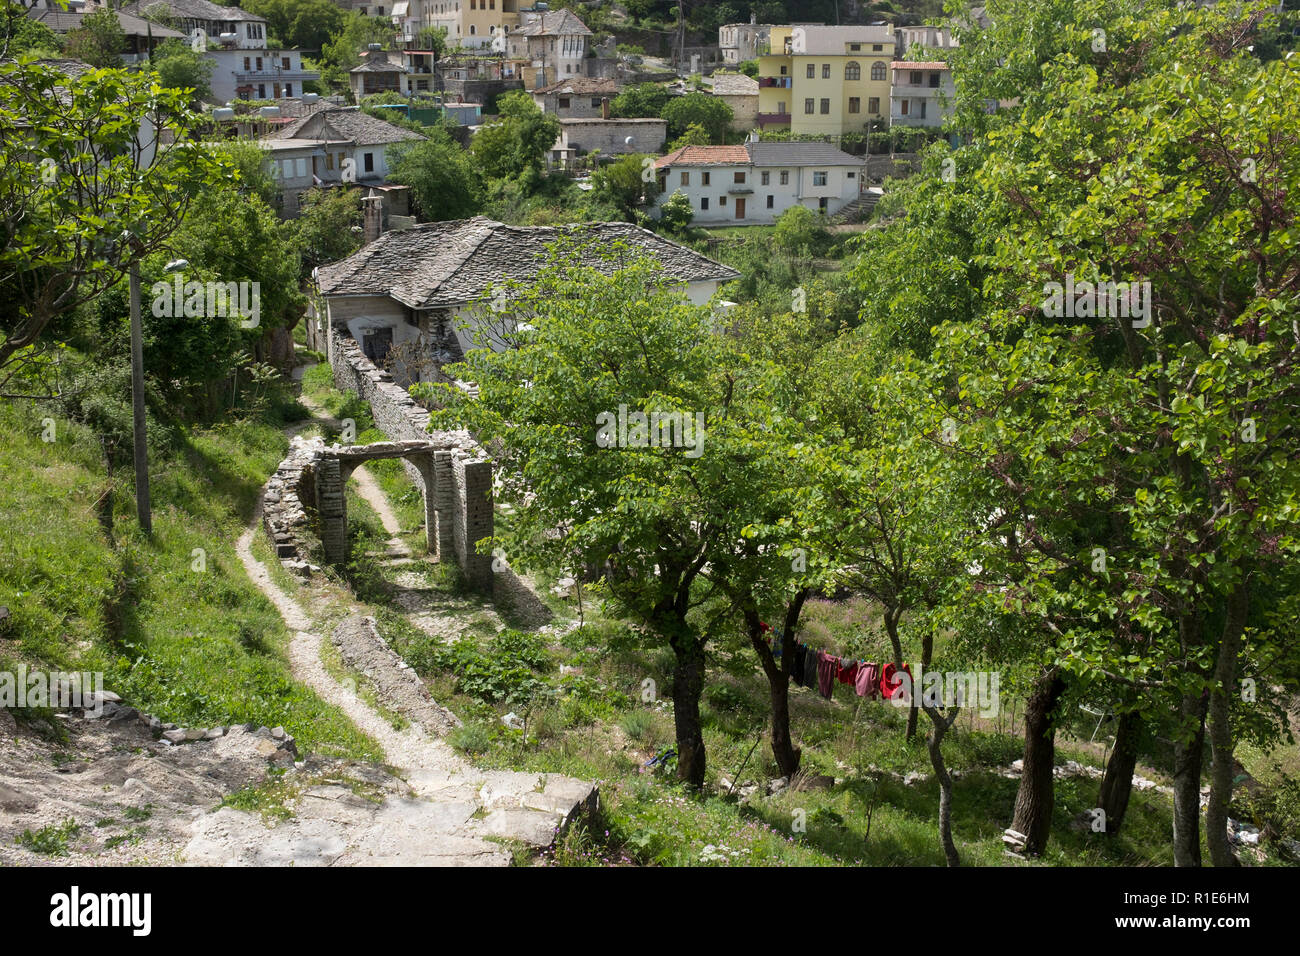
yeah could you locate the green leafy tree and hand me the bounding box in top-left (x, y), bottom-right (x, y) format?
top-left (667, 122), bottom-right (710, 151)
top-left (0, 60), bottom-right (224, 378)
top-left (661, 92), bottom-right (733, 143)
top-left (470, 90), bottom-right (560, 181)
top-left (63, 8), bottom-right (124, 68)
top-left (589, 153), bottom-right (659, 221)
top-left (150, 37), bottom-right (215, 105)
top-left (388, 128), bottom-right (484, 221)
top-left (610, 82), bottom-right (671, 118)
top-left (241, 0), bottom-right (345, 50)
top-left (657, 189), bottom-right (694, 235)
top-left (421, 240), bottom-right (792, 789)
top-left (290, 187), bottom-right (362, 273)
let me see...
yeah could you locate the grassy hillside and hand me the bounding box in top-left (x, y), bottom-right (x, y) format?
top-left (0, 397), bottom-right (378, 760)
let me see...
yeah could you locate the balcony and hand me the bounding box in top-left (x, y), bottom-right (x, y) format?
top-left (757, 76), bottom-right (791, 88)
top-left (756, 112), bottom-right (791, 126)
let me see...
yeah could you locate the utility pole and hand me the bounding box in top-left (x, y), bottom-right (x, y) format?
top-left (128, 260), bottom-right (150, 536)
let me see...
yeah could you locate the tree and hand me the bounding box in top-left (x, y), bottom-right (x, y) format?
top-left (923, 0), bottom-right (1300, 864)
top-left (667, 122), bottom-right (711, 151)
top-left (657, 189), bottom-right (694, 235)
top-left (471, 90), bottom-right (561, 181)
top-left (290, 187), bottom-right (362, 273)
top-left (150, 37), bottom-right (215, 105)
top-left (0, 60), bottom-right (223, 380)
top-left (388, 128), bottom-right (483, 222)
top-left (589, 153), bottom-right (659, 221)
top-left (610, 82), bottom-right (671, 119)
top-left (421, 239), bottom-right (794, 789)
top-left (63, 8), bottom-right (124, 69)
top-left (2, 2), bottom-right (63, 58)
top-left (661, 92), bottom-right (733, 143)
top-left (241, 0), bottom-right (345, 51)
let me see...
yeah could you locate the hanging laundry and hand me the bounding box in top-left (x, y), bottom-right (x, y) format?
top-left (856, 662), bottom-right (880, 699)
top-left (803, 646), bottom-right (820, 690)
top-left (792, 643), bottom-right (809, 687)
top-left (816, 651), bottom-right (838, 700)
top-left (880, 662), bottom-right (913, 701)
top-left (837, 658), bottom-right (859, 685)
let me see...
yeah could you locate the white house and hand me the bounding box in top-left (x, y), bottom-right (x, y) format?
top-left (262, 107), bottom-right (423, 216)
top-left (653, 140), bottom-right (864, 225)
top-left (889, 60), bottom-right (955, 128)
top-left (311, 217), bottom-right (740, 381)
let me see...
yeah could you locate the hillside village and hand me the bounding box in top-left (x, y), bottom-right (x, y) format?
top-left (1, 0), bottom-right (1300, 895)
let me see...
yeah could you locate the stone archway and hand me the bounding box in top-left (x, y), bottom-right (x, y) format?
top-left (313, 439), bottom-right (494, 591)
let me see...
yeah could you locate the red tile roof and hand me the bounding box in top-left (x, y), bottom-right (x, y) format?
top-left (654, 144), bottom-right (750, 168)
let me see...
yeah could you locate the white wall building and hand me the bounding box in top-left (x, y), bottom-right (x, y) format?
top-left (653, 140), bottom-right (864, 226)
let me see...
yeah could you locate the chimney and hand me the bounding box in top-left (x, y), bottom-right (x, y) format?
top-left (601, 96), bottom-right (610, 119)
top-left (362, 190), bottom-right (383, 244)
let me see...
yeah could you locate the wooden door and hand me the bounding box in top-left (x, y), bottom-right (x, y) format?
top-left (735, 197), bottom-right (746, 219)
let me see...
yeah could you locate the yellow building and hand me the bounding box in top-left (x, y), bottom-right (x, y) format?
top-left (757, 24), bottom-right (895, 137)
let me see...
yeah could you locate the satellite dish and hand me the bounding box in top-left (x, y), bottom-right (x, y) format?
top-left (624, 136), bottom-right (633, 145)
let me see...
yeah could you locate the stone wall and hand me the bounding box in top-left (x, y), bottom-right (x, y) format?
top-left (325, 326), bottom-right (495, 590)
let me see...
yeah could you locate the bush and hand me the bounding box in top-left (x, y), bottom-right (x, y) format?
top-left (449, 721), bottom-right (492, 755)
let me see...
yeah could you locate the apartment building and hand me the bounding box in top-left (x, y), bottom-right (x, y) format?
top-left (755, 24), bottom-right (894, 136)
top-left (889, 61), bottom-right (954, 128)
top-left (401, 0), bottom-right (524, 50)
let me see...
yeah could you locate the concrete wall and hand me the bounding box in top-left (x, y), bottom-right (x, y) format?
top-left (558, 118), bottom-right (666, 156)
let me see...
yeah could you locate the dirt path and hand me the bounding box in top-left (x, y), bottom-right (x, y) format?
top-left (185, 395), bottom-right (596, 865)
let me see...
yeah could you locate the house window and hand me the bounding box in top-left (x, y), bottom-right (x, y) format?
top-left (869, 96), bottom-right (880, 113)
top-left (591, 98), bottom-right (601, 107)
top-left (930, 72), bottom-right (941, 88)
top-left (871, 61), bottom-right (886, 80)
top-left (701, 197), bottom-right (709, 209)
top-left (847, 171), bottom-right (855, 179)
top-left (845, 61), bottom-right (860, 81)
top-left (761, 171), bottom-right (770, 185)
top-left (470, 25), bottom-right (476, 34)
top-left (325, 152), bottom-right (335, 170)
top-left (850, 43), bottom-right (861, 51)
top-left (804, 98), bottom-right (814, 114)
top-left (559, 97), bottom-right (570, 108)
top-left (819, 98), bottom-right (830, 114)
top-left (681, 171), bottom-right (690, 185)
top-left (364, 152), bottom-right (374, 172)
top-left (295, 158), bottom-right (306, 177)
top-left (470, 0), bottom-right (475, 7)
top-left (780, 65), bottom-right (788, 75)
top-left (849, 97), bottom-right (860, 113)
top-left (733, 172), bottom-right (745, 184)
top-left (720, 195), bottom-right (727, 205)
top-left (766, 195), bottom-right (774, 208)
top-left (821, 63), bottom-right (830, 78)
top-left (258, 84), bottom-right (266, 97)
top-left (702, 171), bottom-right (711, 185)
top-left (780, 170), bottom-right (789, 185)
top-left (910, 71), bottom-right (921, 85)
top-left (256, 57), bottom-right (263, 70)
top-left (337, 152), bottom-right (346, 168)
top-left (873, 44), bottom-right (883, 51)
top-left (282, 57), bottom-right (290, 69)
top-left (901, 100), bottom-right (909, 115)
top-left (806, 63), bottom-right (815, 78)
top-left (813, 171), bottom-right (827, 186)
top-left (243, 56), bottom-right (250, 70)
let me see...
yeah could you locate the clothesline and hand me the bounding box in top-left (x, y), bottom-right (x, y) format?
top-left (760, 622), bottom-right (912, 703)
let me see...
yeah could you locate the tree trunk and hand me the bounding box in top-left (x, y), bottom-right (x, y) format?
top-left (670, 636), bottom-right (707, 789)
top-left (1171, 690), bottom-right (1208, 867)
top-left (743, 591), bottom-right (808, 780)
top-left (910, 630), bottom-right (935, 741)
top-left (1010, 670), bottom-right (1065, 855)
top-left (924, 702), bottom-right (961, 866)
top-left (1098, 710), bottom-right (1141, 835)
top-left (882, 606), bottom-right (917, 739)
top-left (1206, 583), bottom-right (1249, 867)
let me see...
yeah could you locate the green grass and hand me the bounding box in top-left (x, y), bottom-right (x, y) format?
top-left (0, 398), bottom-right (379, 762)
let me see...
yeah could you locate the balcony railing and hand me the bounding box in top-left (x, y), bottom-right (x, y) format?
top-left (757, 76), bottom-right (791, 88)
top-left (756, 112), bottom-right (792, 126)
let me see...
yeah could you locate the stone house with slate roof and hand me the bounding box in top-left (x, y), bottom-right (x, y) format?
top-left (507, 7), bottom-right (593, 90)
top-left (653, 139), bottom-right (864, 225)
top-left (309, 217), bottom-right (739, 385)
top-left (262, 107), bottom-right (422, 217)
